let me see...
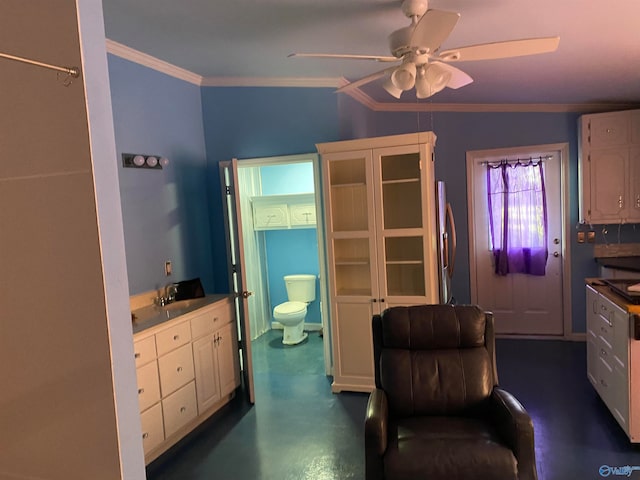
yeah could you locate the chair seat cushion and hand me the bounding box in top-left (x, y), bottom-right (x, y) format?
top-left (384, 416), bottom-right (518, 480)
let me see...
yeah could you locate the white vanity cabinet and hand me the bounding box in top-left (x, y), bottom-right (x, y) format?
top-left (317, 132), bottom-right (440, 393)
top-left (578, 109), bottom-right (640, 224)
top-left (191, 300), bottom-right (240, 413)
top-left (585, 283), bottom-right (639, 440)
top-left (133, 296), bottom-right (240, 463)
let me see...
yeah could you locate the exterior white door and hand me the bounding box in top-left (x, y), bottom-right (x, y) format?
top-left (467, 144), bottom-right (567, 335)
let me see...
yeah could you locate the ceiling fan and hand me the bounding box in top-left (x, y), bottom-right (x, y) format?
top-left (289, 0), bottom-right (559, 99)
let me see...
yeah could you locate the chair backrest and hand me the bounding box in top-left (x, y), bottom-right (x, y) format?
top-left (373, 304), bottom-right (498, 417)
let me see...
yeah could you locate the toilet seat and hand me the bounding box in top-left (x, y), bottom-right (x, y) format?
top-left (273, 301), bottom-right (306, 317)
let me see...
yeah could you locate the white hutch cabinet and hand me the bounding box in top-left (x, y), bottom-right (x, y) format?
top-left (578, 109), bottom-right (640, 224)
top-left (317, 132), bottom-right (440, 393)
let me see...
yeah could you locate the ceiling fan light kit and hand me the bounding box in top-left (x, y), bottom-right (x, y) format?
top-left (290, 0), bottom-right (560, 100)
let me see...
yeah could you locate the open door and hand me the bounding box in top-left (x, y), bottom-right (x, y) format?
top-left (220, 159), bottom-right (255, 404)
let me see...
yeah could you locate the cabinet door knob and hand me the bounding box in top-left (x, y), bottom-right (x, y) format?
top-left (173, 335), bottom-right (180, 341)
top-left (177, 366), bottom-right (183, 372)
top-left (142, 432), bottom-right (149, 439)
top-left (138, 388), bottom-right (144, 395)
top-left (180, 407), bottom-right (187, 413)
top-left (134, 353), bottom-right (141, 359)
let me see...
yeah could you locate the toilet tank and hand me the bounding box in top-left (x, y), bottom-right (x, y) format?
top-left (284, 274), bottom-right (316, 302)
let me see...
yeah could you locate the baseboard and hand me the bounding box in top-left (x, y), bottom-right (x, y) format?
top-left (271, 321), bottom-right (323, 332)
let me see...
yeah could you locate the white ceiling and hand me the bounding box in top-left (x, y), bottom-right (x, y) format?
top-left (101, 0), bottom-right (640, 107)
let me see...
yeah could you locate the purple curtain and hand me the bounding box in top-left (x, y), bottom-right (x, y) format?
top-left (487, 161), bottom-right (548, 276)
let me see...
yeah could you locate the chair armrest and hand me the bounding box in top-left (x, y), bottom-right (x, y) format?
top-left (489, 387), bottom-right (537, 480)
top-left (365, 388), bottom-right (388, 456)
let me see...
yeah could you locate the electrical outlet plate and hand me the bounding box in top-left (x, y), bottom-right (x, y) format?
top-left (577, 231), bottom-right (585, 243)
top-left (165, 260), bottom-right (172, 276)
top-left (587, 231), bottom-right (596, 243)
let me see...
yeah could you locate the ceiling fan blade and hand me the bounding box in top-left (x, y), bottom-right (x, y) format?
top-left (410, 9), bottom-right (460, 53)
top-left (438, 36), bottom-right (560, 62)
top-left (430, 61), bottom-right (473, 89)
top-left (288, 53), bottom-right (398, 62)
top-left (336, 66), bottom-right (398, 93)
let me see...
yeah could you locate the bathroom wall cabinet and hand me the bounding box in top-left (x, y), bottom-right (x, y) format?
top-left (317, 132), bottom-right (440, 393)
top-left (133, 297), bottom-right (240, 464)
top-left (251, 193), bottom-right (317, 230)
top-left (578, 109), bottom-right (640, 224)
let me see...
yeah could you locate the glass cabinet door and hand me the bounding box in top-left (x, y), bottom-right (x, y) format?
top-left (324, 152), bottom-right (376, 299)
top-left (376, 148), bottom-right (427, 298)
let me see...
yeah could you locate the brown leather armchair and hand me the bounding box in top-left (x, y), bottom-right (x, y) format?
top-left (365, 304), bottom-right (537, 480)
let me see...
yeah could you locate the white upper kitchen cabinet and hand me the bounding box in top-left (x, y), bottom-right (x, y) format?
top-left (579, 109), bottom-right (640, 224)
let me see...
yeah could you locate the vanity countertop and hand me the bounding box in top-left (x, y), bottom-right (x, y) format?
top-left (131, 294), bottom-right (232, 335)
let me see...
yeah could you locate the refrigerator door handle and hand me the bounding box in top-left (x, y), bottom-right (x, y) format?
top-left (446, 202), bottom-right (456, 278)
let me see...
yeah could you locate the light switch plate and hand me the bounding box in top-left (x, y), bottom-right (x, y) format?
top-left (587, 231), bottom-right (596, 243)
top-left (165, 260), bottom-right (172, 276)
top-left (577, 231), bottom-right (585, 244)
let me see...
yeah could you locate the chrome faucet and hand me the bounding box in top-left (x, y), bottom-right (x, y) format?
top-left (155, 283), bottom-right (178, 307)
top-left (165, 283), bottom-right (178, 304)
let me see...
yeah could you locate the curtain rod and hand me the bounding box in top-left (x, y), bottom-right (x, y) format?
top-left (481, 155), bottom-right (552, 167)
top-left (0, 51), bottom-right (80, 82)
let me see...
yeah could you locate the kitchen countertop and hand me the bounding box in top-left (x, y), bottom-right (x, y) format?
top-left (131, 294), bottom-right (232, 334)
top-left (586, 278), bottom-right (640, 315)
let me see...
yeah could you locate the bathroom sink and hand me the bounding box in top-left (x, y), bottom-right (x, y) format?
top-left (161, 298), bottom-right (205, 312)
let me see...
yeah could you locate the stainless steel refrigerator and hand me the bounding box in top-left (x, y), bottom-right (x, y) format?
top-left (436, 181), bottom-right (457, 304)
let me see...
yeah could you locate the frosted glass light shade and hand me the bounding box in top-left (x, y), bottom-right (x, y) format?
top-left (133, 155), bottom-right (145, 166)
top-left (391, 62), bottom-right (416, 91)
top-left (145, 156), bottom-right (158, 167)
top-left (159, 157), bottom-right (169, 167)
top-left (383, 77), bottom-right (403, 99)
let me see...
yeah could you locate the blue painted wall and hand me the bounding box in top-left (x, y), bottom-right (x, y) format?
top-left (108, 55), bottom-right (213, 295)
top-left (342, 108), bottom-right (632, 333)
top-left (107, 57), bottom-right (639, 333)
top-left (260, 163), bottom-right (315, 195)
top-left (200, 87), bottom-right (341, 293)
top-left (259, 162), bottom-right (321, 323)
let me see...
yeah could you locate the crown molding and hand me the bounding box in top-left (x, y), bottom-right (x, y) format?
top-left (104, 40), bottom-right (638, 113)
top-left (105, 39), bottom-right (203, 85)
top-left (200, 76), bottom-right (342, 88)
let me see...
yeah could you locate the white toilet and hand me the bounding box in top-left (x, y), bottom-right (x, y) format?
top-left (273, 274), bottom-right (316, 345)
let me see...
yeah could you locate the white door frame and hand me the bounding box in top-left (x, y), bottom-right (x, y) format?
top-left (466, 142), bottom-right (575, 339)
top-left (231, 153), bottom-right (332, 375)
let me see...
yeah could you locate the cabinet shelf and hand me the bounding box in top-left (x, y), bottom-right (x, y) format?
top-left (381, 178), bottom-right (420, 186)
top-left (386, 260), bottom-right (424, 265)
top-left (332, 182), bottom-right (366, 189)
top-left (336, 260), bottom-right (370, 266)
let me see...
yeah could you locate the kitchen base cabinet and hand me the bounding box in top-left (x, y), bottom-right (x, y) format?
top-left (585, 283), bottom-right (637, 441)
top-left (133, 297), bottom-right (240, 464)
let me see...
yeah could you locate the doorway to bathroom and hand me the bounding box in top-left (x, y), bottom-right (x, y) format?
top-left (220, 153), bottom-right (331, 402)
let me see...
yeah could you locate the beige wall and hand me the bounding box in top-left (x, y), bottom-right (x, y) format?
top-left (0, 1), bottom-right (143, 478)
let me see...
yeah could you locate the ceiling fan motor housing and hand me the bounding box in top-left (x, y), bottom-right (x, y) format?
top-left (402, 0), bottom-right (428, 19)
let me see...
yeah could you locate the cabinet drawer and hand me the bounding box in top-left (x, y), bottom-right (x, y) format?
top-left (156, 321), bottom-right (191, 356)
top-left (162, 381), bottom-right (197, 439)
top-left (597, 313), bottom-right (613, 348)
top-left (191, 302), bottom-right (233, 339)
top-left (134, 336), bottom-right (157, 368)
top-left (140, 402), bottom-right (164, 455)
top-left (158, 343), bottom-right (195, 396)
top-left (136, 361), bottom-right (161, 412)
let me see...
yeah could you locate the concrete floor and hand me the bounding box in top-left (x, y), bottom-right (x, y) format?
top-left (147, 332), bottom-right (640, 480)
